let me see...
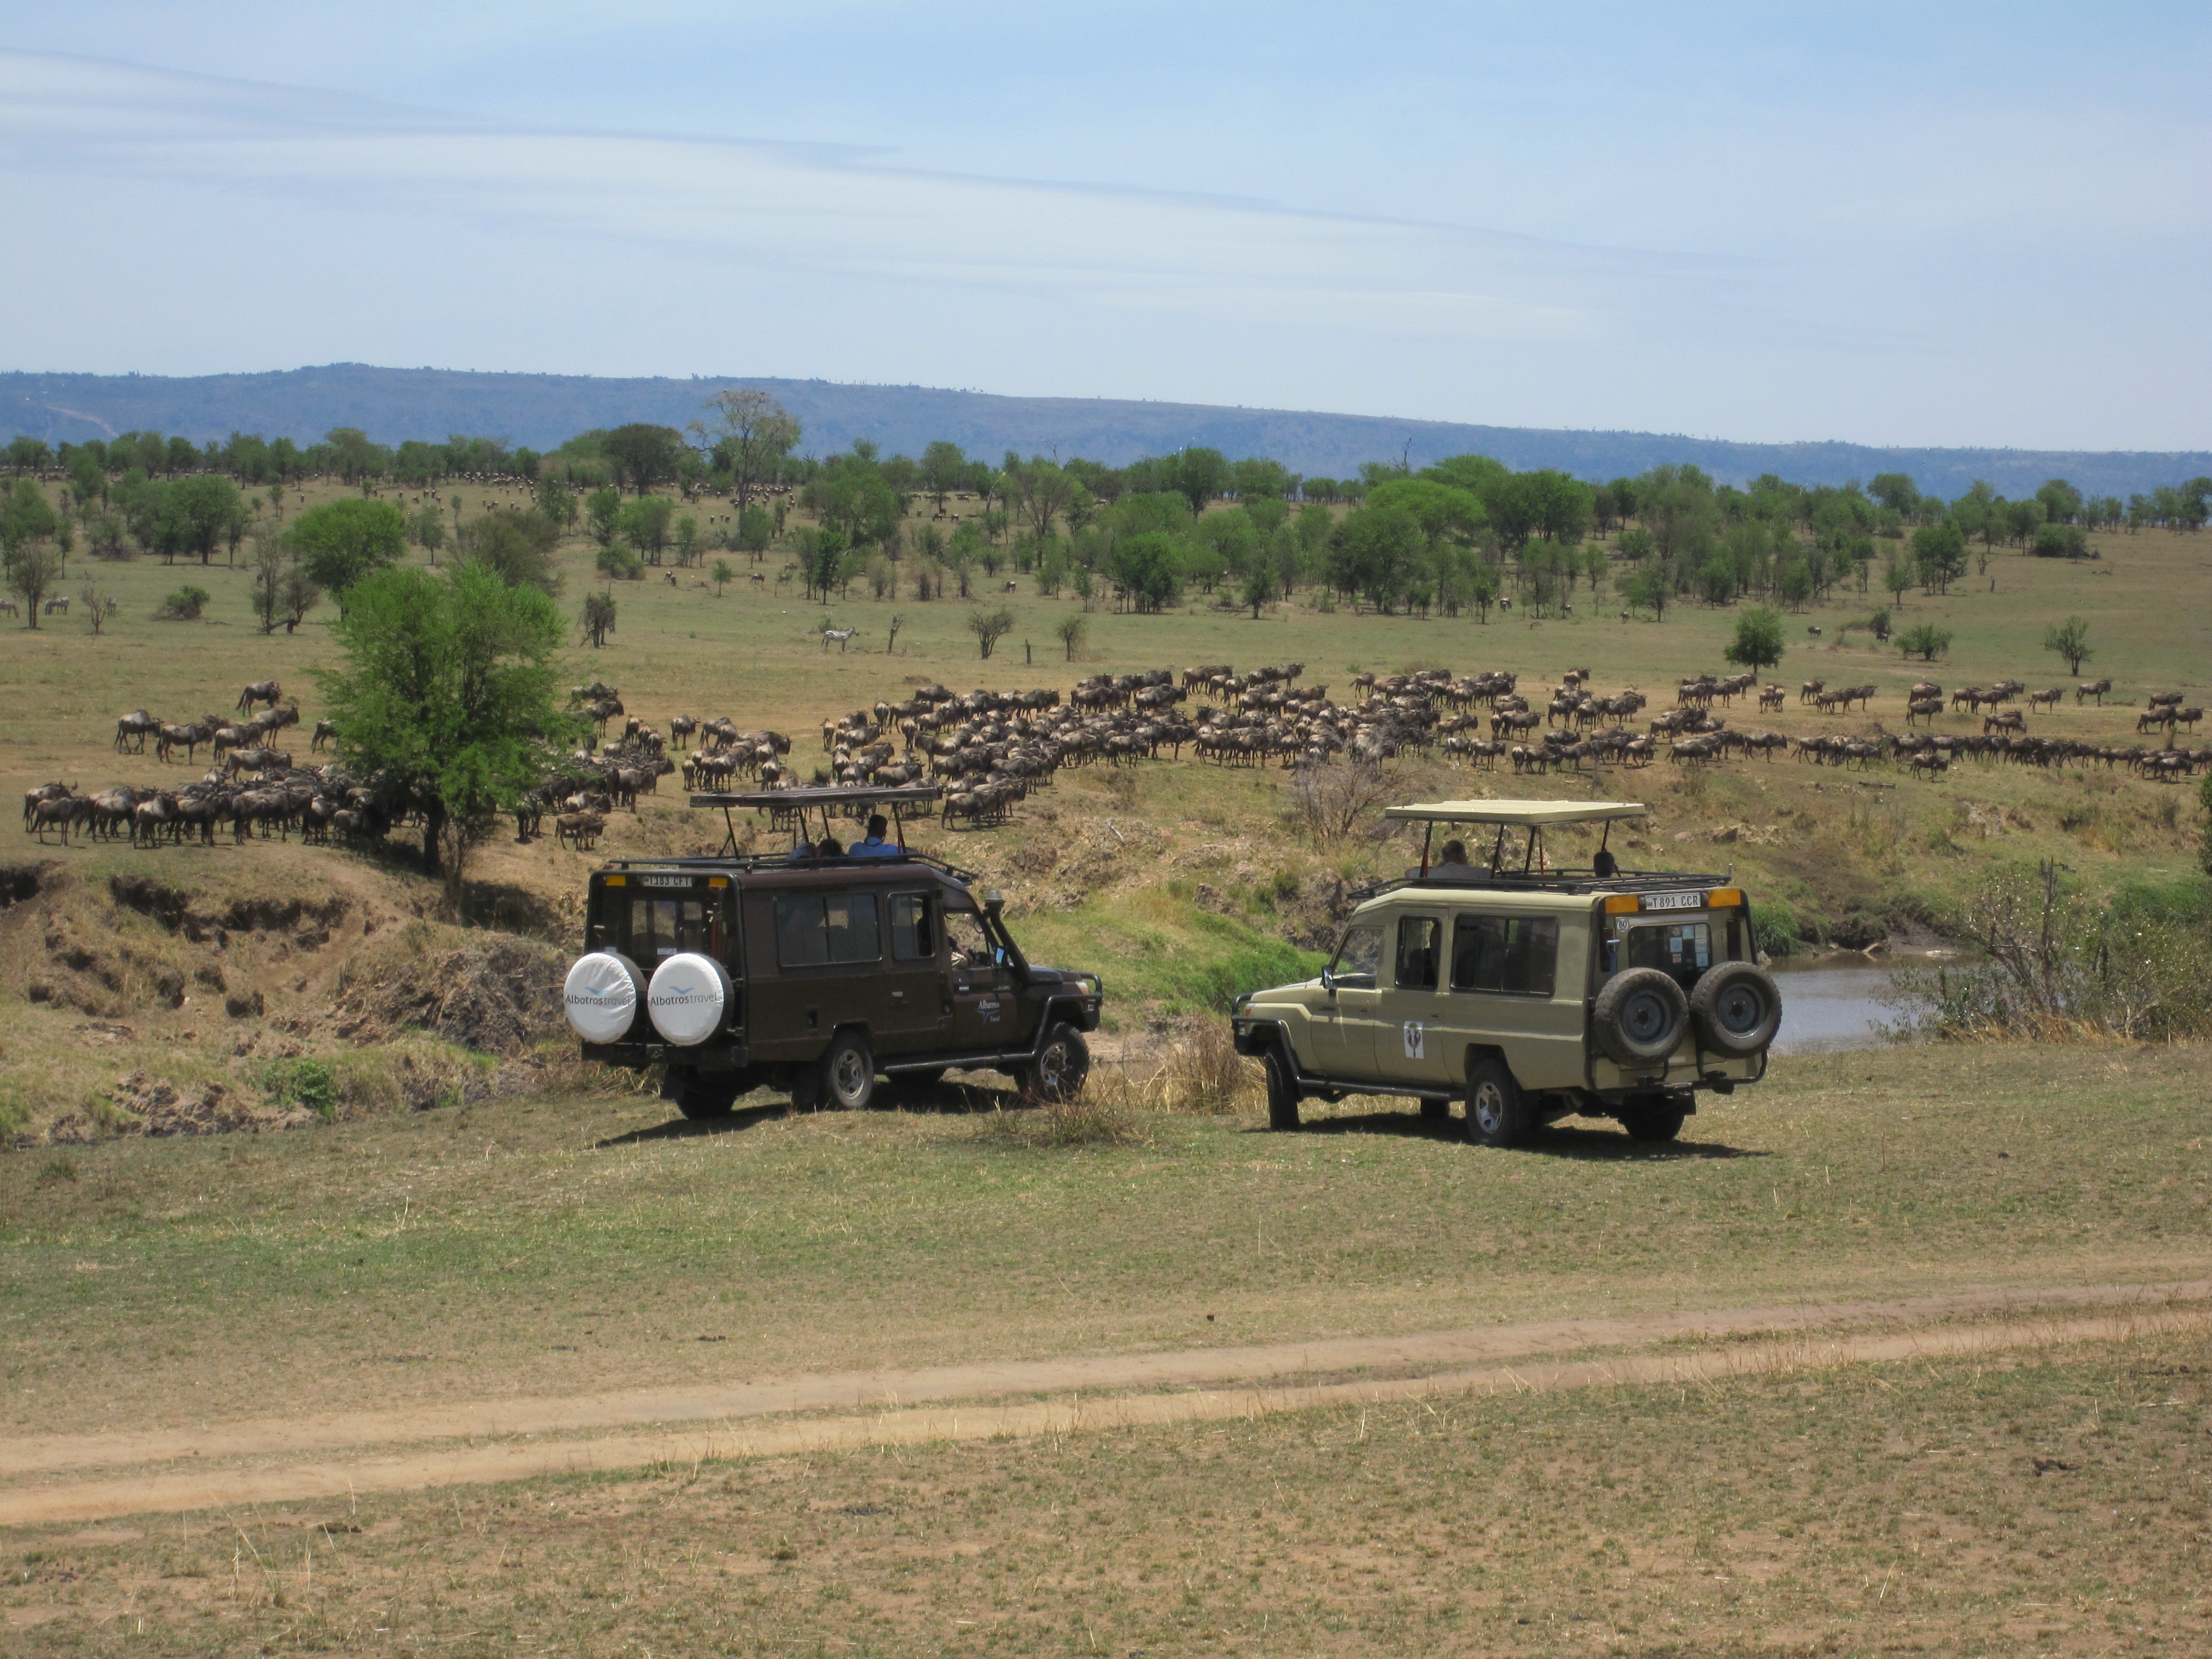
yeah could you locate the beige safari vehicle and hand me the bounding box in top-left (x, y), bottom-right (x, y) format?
top-left (1229, 800), bottom-right (1782, 1146)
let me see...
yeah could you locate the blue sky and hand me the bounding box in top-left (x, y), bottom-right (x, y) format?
top-left (2, 2), bottom-right (2205, 448)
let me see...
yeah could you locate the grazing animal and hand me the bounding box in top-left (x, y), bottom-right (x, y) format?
top-left (236, 680), bottom-right (283, 713)
top-left (1806, 624), bottom-right (1822, 637)
top-left (311, 719), bottom-right (336, 752)
top-left (114, 710), bottom-right (160, 753)
top-left (821, 627), bottom-right (860, 653)
top-left (2075, 677), bottom-right (2112, 705)
top-left (2029, 687), bottom-right (2063, 711)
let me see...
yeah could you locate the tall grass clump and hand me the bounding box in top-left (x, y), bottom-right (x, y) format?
top-left (1890, 860), bottom-right (2212, 1042)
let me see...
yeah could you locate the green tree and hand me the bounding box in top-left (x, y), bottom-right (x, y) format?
top-left (2042, 615), bottom-right (2094, 675)
top-left (1911, 518), bottom-right (1967, 593)
top-left (1622, 561), bottom-right (1670, 620)
top-left (534, 472), bottom-right (578, 533)
top-left (1723, 604), bottom-right (1786, 674)
top-left (0, 476), bottom-right (59, 559)
top-left (1329, 503), bottom-right (1425, 612)
top-left (1896, 623), bottom-right (1953, 661)
top-left (2, 539), bottom-right (62, 625)
top-left (580, 588), bottom-right (617, 648)
top-left (1007, 457), bottom-right (1081, 542)
top-left (1054, 612), bottom-right (1088, 660)
top-left (967, 606), bottom-right (1015, 659)
top-left (919, 440), bottom-right (968, 509)
top-left (2035, 478), bottom-right (2083, 526)
top-left (315, 563), bottom-right (577, 905)
top-left (1172, 447), bottom-right (1230, 517)
top-left (602, 424), bottom-right (686, 495)
top-left (1110, 531), bottom-right (1182, 612)
top-left (288, 498), bottom-right (406, 597)
top-left (458, 510), bottom-right (564, 594)
top-left (735, 503), bottom-right (775, 559)
top-left (675, 514), bottom-right (700, 567)
top-left (2032, 524), bottom-right (2089, 559)
top-left (710, 558), bottom-right (733, 596)
top-left (614, 495), bottom-right (676, 564)
top-left (692, 389), bottom-right (800, 510)
top-left (585, 487), bottom-right (623, 549)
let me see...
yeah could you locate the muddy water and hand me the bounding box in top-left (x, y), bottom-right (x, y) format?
top-left (1768, 955), bottom-right (1920, 1054)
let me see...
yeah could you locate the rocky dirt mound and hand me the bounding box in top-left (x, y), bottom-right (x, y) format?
top-left (46, 1071), bottom-right (313, 1142)
top-left (329, 934), bottom-right (567, 1056)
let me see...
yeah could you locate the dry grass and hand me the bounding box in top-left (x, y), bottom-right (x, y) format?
top-left (7, 1322), bottom-right (2206, 1655)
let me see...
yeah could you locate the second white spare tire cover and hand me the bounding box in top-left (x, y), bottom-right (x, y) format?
top-left (565, 951), bottom-right (645, 1044)
top-left (647, 952), bottom-right (733, 1046)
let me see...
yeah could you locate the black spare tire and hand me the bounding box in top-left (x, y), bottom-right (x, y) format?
top-left (1591, 968), bottom-right (1690, 1067)
top-left (1689, 961), bottom-right (1783, 1057)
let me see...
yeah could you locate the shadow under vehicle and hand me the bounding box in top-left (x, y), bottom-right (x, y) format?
top-left (561, 785), bottom-right (1102, 1119)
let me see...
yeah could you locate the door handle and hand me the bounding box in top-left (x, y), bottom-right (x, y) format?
top-left (890, 990), bottom-right (905, 1000)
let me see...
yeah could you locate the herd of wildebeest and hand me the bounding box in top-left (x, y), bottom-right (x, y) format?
top-left (17, 660), bottom-right (2207, 853)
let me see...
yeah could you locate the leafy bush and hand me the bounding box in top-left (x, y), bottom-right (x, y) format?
top-left (1749, 901), bottom-right (1804, 958)
top-left (153, 585), bottom-right (211, 620)
top-left (1890, 862), bottom-right (2212, 1042)
top-left (262, 1057), bottom-right (341, 1119)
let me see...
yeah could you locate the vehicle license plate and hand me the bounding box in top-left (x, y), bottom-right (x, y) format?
top-left (1642, 890), bottom-right (1703, 911)
top-left (641, 875), bottom-right (692, 888)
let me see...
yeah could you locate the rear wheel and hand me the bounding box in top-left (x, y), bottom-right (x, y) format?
top-left (821, 1032), bottom-right (877, 1112)
top-left (1263, 1045), bottom-right (1301, 1130)
top-left (666, 1068), bottom-right (740, 1121)
top-left (1022, 1024), bottom-right (1090, 1103)
top-left (1619, 1098), bottom-right (1687, 1143)
top-left (1464, 1056), bottom-right (1533, 1149)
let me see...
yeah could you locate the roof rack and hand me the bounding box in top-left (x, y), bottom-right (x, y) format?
top-left (596, 849), bottom-right (983, 884)
top-left (1380, 797), bottom-right (1661, 887)
top-left (1347, 867), bottom-right (1726, 904)
top-left (688, 784), bottom-right (942, 858)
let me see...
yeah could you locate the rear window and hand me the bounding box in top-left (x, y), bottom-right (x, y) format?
top-left (775, 893), bottom-right (882, 967)
top-left (624, 896), bottom-right (717, 958)
top-left (1450, 914), bottom-right (1558, 997)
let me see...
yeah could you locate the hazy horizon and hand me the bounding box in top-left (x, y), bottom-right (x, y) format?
top-left (2, 3), bottom-right (2205, 452)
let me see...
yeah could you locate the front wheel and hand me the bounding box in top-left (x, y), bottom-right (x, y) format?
top-left (1021, 1024), bottom-right (1090, 1103)
top-left (1465, 1056), bottom-right (1533, 1149)
top-left (1263, 1045), bottom-right (1301, 1130)
top-left (820, 1032), bottom-right (877, 1112)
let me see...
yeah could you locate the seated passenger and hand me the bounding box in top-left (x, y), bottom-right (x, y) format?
top-left (1422, 837), bottom-right (1483, 880)
top-left (851, 813), bottom-right (903, 857)
top-left (815, 833), bottom-right (844, 858)
top-left (1592, 847), bottom-right (1619, 878)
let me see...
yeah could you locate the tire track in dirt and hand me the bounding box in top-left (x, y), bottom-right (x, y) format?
top-left (2, 1282), bottom-right (2205, 1525)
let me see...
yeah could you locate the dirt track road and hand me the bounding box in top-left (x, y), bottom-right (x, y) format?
top-left (5, 1280), bottom-right (2204, 1526)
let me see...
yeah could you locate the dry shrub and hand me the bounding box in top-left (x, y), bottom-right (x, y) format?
top-left (1094, 1020), bottom-right (1260, 1117)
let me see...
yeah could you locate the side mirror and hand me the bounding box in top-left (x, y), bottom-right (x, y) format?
top-left (1320, 967), bottom-right (1335, 993)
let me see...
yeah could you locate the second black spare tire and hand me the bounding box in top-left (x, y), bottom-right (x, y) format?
top-left (1689, 961), bottom-right (1783, 1057)
top-left (1592, 968), bottom-right (1690, 1066)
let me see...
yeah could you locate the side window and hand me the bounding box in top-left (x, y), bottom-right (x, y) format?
top-left (889, 893), bottom-right (936, 961)
top-left (774, 895), bottom-right (830, 967)
top-left (1394, 916), bottom-right (1441, 989)
top-left (1452, 915), bottom-right (1558, 995)
top-left (1329, 926), bottom-right (1383, 989)
top-left (826, 893), bottom-right (881, 964)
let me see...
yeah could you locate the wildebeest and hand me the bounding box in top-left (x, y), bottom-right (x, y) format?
top-left (236, 680), bottom-right (283, 713)
top-left (114, 711), bottom-right (160, 753)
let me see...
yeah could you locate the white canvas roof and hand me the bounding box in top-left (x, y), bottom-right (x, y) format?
top-left (1383, 799), bottom-right (1648, 826)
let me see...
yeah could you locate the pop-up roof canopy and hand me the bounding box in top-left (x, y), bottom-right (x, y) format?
top-left (1383, 799), bottom-right (1647, 826)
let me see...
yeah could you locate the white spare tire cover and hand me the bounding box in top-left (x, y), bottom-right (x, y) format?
top-left (564, 951), bottom-right (645, 1044)
top-left (647, 952), bottom-right (733, 1046)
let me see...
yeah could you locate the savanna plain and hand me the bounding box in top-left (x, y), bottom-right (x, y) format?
top-left (2, 469), bottom-right (2209, 1654)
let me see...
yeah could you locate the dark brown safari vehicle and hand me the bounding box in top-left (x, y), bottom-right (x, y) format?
top-left (562, 786), bottom-right (1103, 1119)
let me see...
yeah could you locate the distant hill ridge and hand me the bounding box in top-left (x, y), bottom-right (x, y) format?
top-left (4, 364), bottom-right (2205, 498)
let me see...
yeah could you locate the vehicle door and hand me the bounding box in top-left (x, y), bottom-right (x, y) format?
top-left (753, 887), bottom-right (886, 1057)
top-left (877, 889), bottom-right (945, 1052)
top-left (1381, 911), bottom-right (1452, 1085)
top-left (943, 903), bottom-right (1016, 1053)
top-left (1311, 922), bottom-right (1384, 1077)
top-left (1447, 909), bottom-right (1582, 1088)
